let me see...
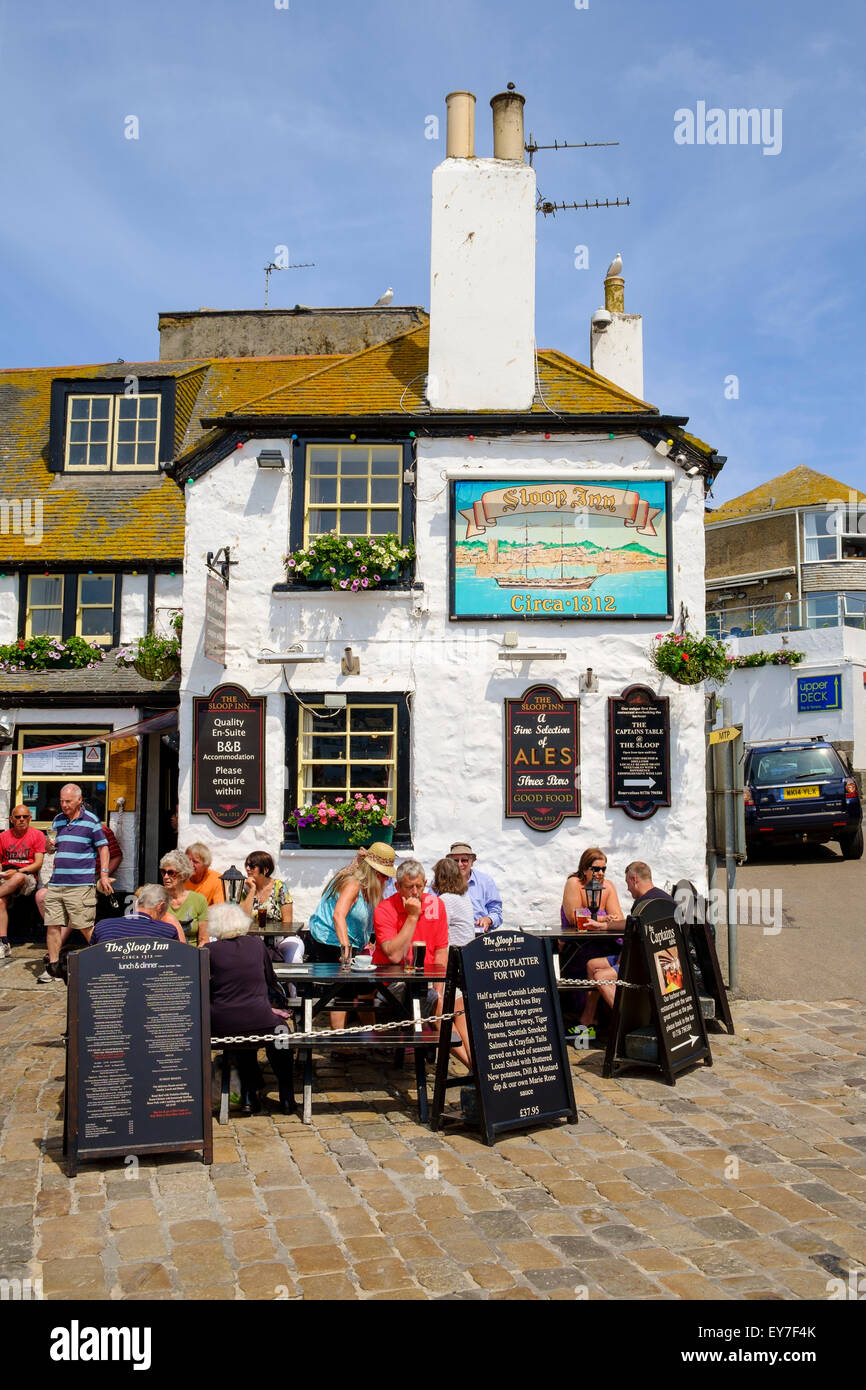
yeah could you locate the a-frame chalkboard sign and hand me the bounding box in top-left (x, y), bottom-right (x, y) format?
top-left (431, 929), bottom-right (576, 1145)
top-left (64, 941), bottom-right (213, 1176)
top-left (603, 904), bottom-right (712, 1084)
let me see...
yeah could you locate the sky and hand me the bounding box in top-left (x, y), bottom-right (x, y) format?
top-left (1, 0), bottom-right (864, 506)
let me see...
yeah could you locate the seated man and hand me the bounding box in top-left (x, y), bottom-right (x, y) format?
top-left (624, 861), bottom-right (675, 914)
top-left (448, 841), bottom-right (502, 934)
top-left (373, 860), bottom-right (470, 1065)
top-left (91, 883), bottom-right (185, 944)
top-left (0, 807), bottom-right (46, 958)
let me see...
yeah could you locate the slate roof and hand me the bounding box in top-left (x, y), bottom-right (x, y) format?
top-left (706, 465), bottom-right (866, 525)
top-left (213, 325), bottom-right (659, 421)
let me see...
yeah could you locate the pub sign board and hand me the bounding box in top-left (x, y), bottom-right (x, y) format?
top-left (505, 684), bottom-right (580, 831)
top-left (608, 683), bottom-right (671, 819)
top-left (192, 683), bottom-right (265, 828)
top-left (604, 904), bottom-right (711, 1085)
top-left (449, 478), bottom-right (673, 621)
top-left (204, 573), bottom-right (227, 666)
top-left (431, 929), bottom-right (576, 1145)
top-left (64, 941), bottom-right (213, 1175)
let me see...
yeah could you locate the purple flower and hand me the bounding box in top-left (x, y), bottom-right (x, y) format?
top-left (373, 574), bottom-right (381, 582)
top-left (340, 579), bottom-right (349, 589)
top-left (360, 565), bottom-right (367, 573)
top-left (361, 578), bottom-right (369, 588)
top-left (351, 580), bottom-right (360, 591)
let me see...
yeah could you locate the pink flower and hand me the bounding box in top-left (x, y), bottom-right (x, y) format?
top-left (373, 574), bottom-right (381, 582)
top-left (360, 565), bottom-right (367, 573)
top-left (329, 566), bottom-right (336, 573)
top-left (287, 558), bottom-right (295, 568)
top-left (361, 578), bottom-right (369, 588)
top-left (340, 579), bottom-right (349, 589)
top-left (655, 633), bottom-right (662, 640)
top-left (327, 807), bottom-right (338, 818)
top-left (382, 816), bottom-right (391, 826)
top-left (379, 799), bottom-right (386, 806)
top-left (351, 580), bottom-right (360, 591)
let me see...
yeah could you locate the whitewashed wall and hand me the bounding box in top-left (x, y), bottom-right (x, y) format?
top-left (177, 436), bottom-right (708, 921)
top-left (0, 574), bottom-right (17, 643)
top-left (120, 574), bottom-right (149, 644)
top-left (720, 625), bottom-right (866, 775)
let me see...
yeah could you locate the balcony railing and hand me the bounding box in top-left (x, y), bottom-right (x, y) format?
top-left (707, 595), bottom-right (866, 638)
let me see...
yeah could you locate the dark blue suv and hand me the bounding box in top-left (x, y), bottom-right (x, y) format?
top-left (744, 738), bottom-right (863, 859)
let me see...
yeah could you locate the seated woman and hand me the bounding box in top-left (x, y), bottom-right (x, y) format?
top-left (239, 851), bottom-right (299, 962)
top-left (430, 856), bottom-right (474, 1067)
top-left (308, 843), bottom-right (394, 1030)
top-left (159, 850), bottom-right (209, 946)
top-left (560, 848), bottom-right (625, 1041)
top-left (183, 843), bottom-right (226, 907)
top-left (206, 902), bottom-right (295, 1115)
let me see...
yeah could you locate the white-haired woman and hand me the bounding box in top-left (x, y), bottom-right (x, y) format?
top-left (160, 849), bottom-right (209, 946)
top-left (183, 842), bottom-right (225, 907)
top-left (207, 903), bottom-right (295, 1115)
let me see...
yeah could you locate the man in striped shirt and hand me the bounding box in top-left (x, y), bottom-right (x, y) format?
top-left (39, 783), bottom-right (112, 984)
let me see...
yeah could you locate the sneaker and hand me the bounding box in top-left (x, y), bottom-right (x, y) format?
top-left (37, 963), bottom-right (62, 983)
top-left (0, 940), bottom-right (11, 959)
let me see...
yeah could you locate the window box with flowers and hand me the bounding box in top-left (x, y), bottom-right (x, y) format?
top-left (650, 630), bottom-right (731, 686)
top-left (0, 635), bottom-right (105, 673)
top-left (286, 795), bottom-right (395, 848)
top-left (284, 533), bottom-right (415, 592)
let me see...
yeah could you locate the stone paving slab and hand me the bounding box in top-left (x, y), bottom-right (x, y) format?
top-left (1, 948), bottom-right (865, 1300)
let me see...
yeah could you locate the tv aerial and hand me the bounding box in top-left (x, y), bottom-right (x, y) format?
top-left (264, 258), bottom-right (316, 307)
top-left (525, 128), bottom-right (629, 218)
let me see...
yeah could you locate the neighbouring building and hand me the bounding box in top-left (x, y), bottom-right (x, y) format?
top-left (706, 466), bottom-right (866, 780)
top-left (168, 89), bottom-right (725, 920)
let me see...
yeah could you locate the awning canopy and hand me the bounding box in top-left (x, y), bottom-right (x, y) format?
top-left (0, 710), bottom-right (178, 759)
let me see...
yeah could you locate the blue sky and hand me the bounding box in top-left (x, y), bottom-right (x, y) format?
top-left (1, 0), bottom-right (863, 504)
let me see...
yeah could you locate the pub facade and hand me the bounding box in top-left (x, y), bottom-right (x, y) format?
top-left (172, 90), bottom-right (725, 921)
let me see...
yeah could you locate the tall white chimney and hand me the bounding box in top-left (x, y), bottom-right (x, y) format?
top-left (589, 256), bottom-right (644, 400)
top-left (428, 90), bottom-right (536, 412)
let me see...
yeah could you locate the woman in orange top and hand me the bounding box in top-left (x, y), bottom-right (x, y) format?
top-left (184, 842), bottom-right (226, 907)
top-left (561, 847), bottom-right (625, 1040)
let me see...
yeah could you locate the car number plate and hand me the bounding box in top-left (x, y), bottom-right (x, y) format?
top-left (782, 785), bottom-right (820, 799)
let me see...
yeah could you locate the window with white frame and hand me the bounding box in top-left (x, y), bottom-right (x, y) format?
top-left (76, 574), bottom-right (115, 643)
top-left (65, 394), bottom-right (161, 471)
top-left (803, 510), bottom-right (866, 562)
top-left (300, 702), bottom-right (396, 810)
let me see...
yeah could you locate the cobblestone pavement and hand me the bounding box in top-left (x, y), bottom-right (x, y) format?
top-left (2, 947), bottom-right (865, 1301)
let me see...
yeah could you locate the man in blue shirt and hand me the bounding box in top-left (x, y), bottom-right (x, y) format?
top-left (91, 884), bottom-right (184, 945)
top-left (39, 783), bottom-right (112, 983)
top-left (449, 841), bottom-right (503, 933)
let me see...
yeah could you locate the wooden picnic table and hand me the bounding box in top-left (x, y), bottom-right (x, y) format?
top-left (273, 960), bottom-right (447, 1123)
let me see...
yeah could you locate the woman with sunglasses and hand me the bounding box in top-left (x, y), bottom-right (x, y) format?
top-left (560, 847), bottom-right (624, 1042)
top-left (159, 850), bottom-right (209, 945)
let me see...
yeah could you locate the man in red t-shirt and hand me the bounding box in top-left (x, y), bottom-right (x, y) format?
top-left (373, 860), bottom-right (448, 1017)
top-left (0, 806), bottom-right (46, 957)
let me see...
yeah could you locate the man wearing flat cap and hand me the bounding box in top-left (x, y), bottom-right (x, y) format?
top-left (448, 842), bottom-right (502, 934)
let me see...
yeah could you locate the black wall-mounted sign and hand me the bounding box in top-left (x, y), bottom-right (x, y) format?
top-left (608, 683), bottom-right (671, 819)
top-left (64, 941), bottom-right (212, 1176)
top-left (604, 903), bottom-right (711, 1084)
top-left (505, 684), bottom-right (580, 831)
top-left (431, 929), bottom-right (576, 1145)
top-left (192, 683), bottom-right (265, 827)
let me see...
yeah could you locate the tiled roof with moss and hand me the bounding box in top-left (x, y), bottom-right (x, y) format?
top-left (706, 465), bottom-right (866, 525)
top-left (0, 353), bottom-right (344, 563)
top-left (216, 326), bottom-right (659, 420)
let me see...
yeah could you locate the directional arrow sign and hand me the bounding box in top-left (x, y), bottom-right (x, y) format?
top-left (623, 777), bottom-right (656, 788)
top-left (671, 1034), bottom-right (700, 1052)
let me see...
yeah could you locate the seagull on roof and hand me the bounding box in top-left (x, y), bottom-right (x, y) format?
top-left (374, 287), bottom-right (394, 306)
top-left (605, 254), bottom-right (623, 278)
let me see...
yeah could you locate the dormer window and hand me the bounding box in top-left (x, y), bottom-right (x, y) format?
top-left (65, 394), bottom-right (160, 471)
top-left (49, 377), bottom-right (175, 474)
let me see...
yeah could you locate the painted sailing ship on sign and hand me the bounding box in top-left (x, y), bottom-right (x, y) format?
top-left (449, 479), bottom-right (673, 619)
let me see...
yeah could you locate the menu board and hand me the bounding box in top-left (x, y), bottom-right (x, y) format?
top-left (64, 941), bottom-right (212, 1174)
top-left (192, 683), bottom-right (265, 827)
top-left (608, 683), bottom-right (671, 819)
top-left (433, 929), bottom-right (576, 1144)
top-left (604, 906), bottom-right (711, 1084)
top-left (504, 684), bottom-right (580, 831)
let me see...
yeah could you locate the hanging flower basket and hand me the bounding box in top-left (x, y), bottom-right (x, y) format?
top-left (116, 614), bottom-right (182, 682)
top-left (0, 635), bottom-right (105, 673)
top-left (650, 630), bottom-right (731, 687)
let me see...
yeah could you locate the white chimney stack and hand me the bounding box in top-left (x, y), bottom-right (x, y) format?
top-left (590, 256), bottom-right (644, 400)
top-left (427, 89), bottom-right (536, 412)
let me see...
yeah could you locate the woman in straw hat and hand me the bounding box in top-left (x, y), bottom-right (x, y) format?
top-left (308, 841), bottom-right (395, 1030)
